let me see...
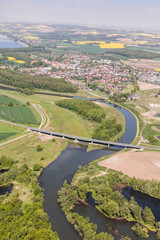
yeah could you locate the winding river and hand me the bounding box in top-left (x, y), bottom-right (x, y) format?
top-left (39, 100), bottom-right (140, 239)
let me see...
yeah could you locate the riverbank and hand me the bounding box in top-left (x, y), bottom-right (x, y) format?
top-left (99, 151), bottom-right (160, 181)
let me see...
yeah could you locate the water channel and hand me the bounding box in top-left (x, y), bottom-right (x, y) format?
top-left (39, 100), bottom-right (157, 239)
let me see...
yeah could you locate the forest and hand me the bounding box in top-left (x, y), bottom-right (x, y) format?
top-left (55, 99), bottom-right (106, 123)
top-left (0, 155), bottom-right (58, 240)
top-left (58, 162), bottom-right (160, 239)
top-left (0, 69), bottom-right (77, 93)
top-left (92, 118), bottom-right (122, 141)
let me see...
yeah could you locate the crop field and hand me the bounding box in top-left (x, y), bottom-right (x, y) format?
top-left (0, 95), bottom-right (19, 105)
top-left (0, 105), bottom-right (37, 124)
top-left (0, 123), bottom-right (20, 141)
top-left (127, 46), bottom-right (160, 53)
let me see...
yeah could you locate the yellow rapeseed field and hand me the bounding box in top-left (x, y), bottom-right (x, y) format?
top-left (72, 41), bottom-right (125, 49)
top-left (107, 34), bottom-right (126, 37)
top-left (136, 41), bottom-right (147, 44)
top-left (7, 57), bottom-right (25, 64)
top-left (130, 33), bottom-right (160, 39)
top-left (155, 69), bottom-right (160, 71)
top-left (99, 42), bottom-right (124, 48)
top-left (25, 36), bottom-right (39, 39)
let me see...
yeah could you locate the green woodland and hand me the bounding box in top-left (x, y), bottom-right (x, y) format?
top-left (92, 118), bottom-right (122, 141)
top-left (56, 99), bottom-right (106, 123)
top-left (0, 69), bottom-right (77, 93)
top-left (58, 162), bottom-right (160, 239)
top-left (56, 99), bottom-right (123, 141)
top-left (0, 156), bottom-right (58, 240)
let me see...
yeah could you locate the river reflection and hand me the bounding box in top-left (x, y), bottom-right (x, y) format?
top-left (74, 203), bottom-right (156, 240)
top-left (121, 186), bottom-right (160, 222)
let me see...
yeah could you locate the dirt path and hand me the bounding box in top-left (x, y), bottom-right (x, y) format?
top-left (99, 151), bottom-right (160, 180)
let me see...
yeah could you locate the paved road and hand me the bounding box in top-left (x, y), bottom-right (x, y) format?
top-left (1, 120), bottom-right (160, 151)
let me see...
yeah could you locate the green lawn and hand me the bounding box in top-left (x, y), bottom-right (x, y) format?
top-left (0, 123), bottom-right (21, 141)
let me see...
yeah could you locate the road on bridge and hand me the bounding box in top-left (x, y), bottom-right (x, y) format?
top-left (1, 120), bottom-right (160, 151)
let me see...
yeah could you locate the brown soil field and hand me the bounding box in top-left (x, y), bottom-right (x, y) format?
top-left (138, 81), bottom-right (160, 90)
top-left (122, 59), bottom-right (160, 69)
top-left (99, 151), bottom-right (160, 180)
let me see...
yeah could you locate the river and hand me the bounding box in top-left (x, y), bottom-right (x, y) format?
top-left (39, 100), bottom-right (142, 239)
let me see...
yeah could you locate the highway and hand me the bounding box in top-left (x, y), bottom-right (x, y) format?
top-left (1, 120), bottom-right (160, 151)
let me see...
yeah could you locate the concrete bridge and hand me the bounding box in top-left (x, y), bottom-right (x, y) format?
top-left (30, 127), bottom-right (160, 151)
top-left (1, 120), bottom-right (160, 151)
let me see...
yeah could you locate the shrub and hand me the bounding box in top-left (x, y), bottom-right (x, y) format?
top-left (36, 145), bottom-right (43, 152)
top-left (7, 101), bottom-right (13, 106)
top-left (33, 164), bottom-right (42, 171)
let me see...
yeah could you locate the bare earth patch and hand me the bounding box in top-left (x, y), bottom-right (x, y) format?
top-left (122, 59), bottom-right (160, 69)
top-left (138, 81), bottom-right (160, 91)
top-left (37, 133), bottom-right (53, 141)
top-left (99, 152), bottom-right (160, 180)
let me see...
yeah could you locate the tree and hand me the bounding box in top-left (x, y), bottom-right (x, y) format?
top-left (78, 183), bottom-right (89, 199)
top-left (131, 223), bottom-right (149, 238)
top-left (104, 200), bottom-right (119, 217)
top-left (142, 206), bottom-right (155, 226)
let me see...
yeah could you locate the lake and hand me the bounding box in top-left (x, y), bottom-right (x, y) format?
top-left (0, 34), bottom-right (26, 48)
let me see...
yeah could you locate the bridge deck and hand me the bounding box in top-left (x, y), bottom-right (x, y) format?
top-left (1, 120), bottom-right (160, 151)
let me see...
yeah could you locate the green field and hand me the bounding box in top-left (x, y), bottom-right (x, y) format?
top-left (128, 46), bottom-right (160, 53)
top-left (0, 123), bottom-right (20, 141)
top-left (0, 95), bottom-right (19, 105)
top-left (0, 105), bottom-right (37, 124)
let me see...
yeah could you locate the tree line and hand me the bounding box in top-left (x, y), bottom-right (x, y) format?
top-left (57, 180), bottom-right (114, 240)
top-left (0, 155), bottom-right (58, 239)
top-left (92, 118), bottom-right (122, 141)
top-left (0, 69), bottom-right (78, 93)
top-left (55, 99), bottom-right (106, 123)
top-left (58, 162), bottom-right (160, 239)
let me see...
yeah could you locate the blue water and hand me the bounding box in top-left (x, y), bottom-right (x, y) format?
top-left (74, 97), bottom-right (137, 144)
top-left (0, 34), bottom-right (25, 48)
top-left (40, 100), bottom-right (138, 240)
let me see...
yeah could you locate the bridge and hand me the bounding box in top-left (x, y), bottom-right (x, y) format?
top-left (30, 127), bottom-right (160, 151)
top-left (1, 120), bottom-right (159, 151)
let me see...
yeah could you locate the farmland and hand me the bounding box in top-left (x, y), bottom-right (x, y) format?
top-left (0, 94), bottom-right (38, 125)
top-left (0, 95), bottom-right (19, 105)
